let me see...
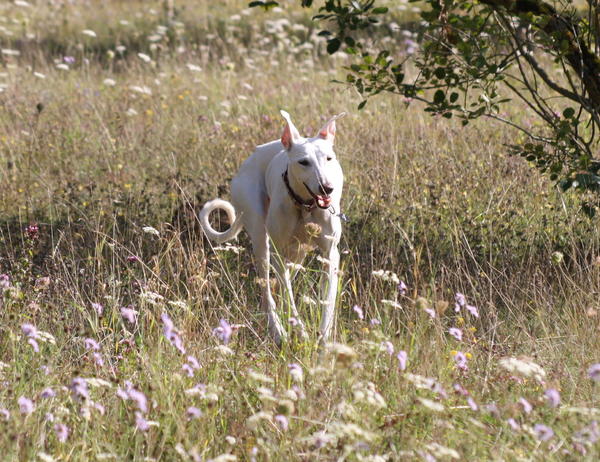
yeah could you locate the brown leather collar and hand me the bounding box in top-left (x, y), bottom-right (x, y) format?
top-left (283, 168), bottom-right (316, 211)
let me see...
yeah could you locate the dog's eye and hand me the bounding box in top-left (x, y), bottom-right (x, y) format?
top-left (298, 159), bottom-right (310, 166)
top-left (326, 156), bottom-right (333, 161)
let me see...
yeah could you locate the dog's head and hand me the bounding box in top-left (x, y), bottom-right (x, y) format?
top-left (280, 110), bottom-right (345, 209)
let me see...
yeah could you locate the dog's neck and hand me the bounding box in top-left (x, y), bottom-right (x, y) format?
top-left (282, 168), bottom-right (316, 211)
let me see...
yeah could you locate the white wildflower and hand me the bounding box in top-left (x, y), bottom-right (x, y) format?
top-left (418, 398), bottom-right (445, 412)
top-left (352, 381), bottom-right (386, 409)
top-left (84, 378), bottom-right (112, 388)
top-left (372, 269), bottom-right (400, 284)
top-left (247, 370), bottom-right (274, 384)
top-left (126, 108), bottom-right (138, 117)
top-left (103, 78), bottom-right (116, 87)
top-left (137, 53), bottom-right (152, 63)
top-left (186, 63), bottom-right (202, 72)
top-left (208, 455), bottom-right (237, 462)
top-left (246, 411), bottom-right (272, 430)
top-left (325, 342), bottom-right (357, 363)
top-left (129, 85), bottom-right (152, 95)
top-left (424, 443), bottom-right (460, 459)
top-left (498, 357), bottom-right (546, 383)
top-left (82, 29), bottom-right (97, 38)
top-left (142, 226), bottom-right (160, 237)
top-left (381, 299), bottom-right (403, 309)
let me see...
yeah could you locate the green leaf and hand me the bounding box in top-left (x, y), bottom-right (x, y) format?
top-left (449, 92), bottom-right (459, 103)
top-left (371, 7), bottom-right (389, 14)
top-left (563, 107), bottom-right (575, 118)
top-left (248, 1), bottom-right (279, 10)
top-left (358, 100), bottom-right (367, 110)
top-left (327, 38), bottom-right (341, 54)
top-left (433, 89), bottom-right (445, 104)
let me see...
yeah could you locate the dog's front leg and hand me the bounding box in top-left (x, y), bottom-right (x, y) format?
top-left (318, 242), bottom-right (340, 343)
top-left (272, 257), bottom-right (308, 340)
top-left (252, 231), bottom-right (287, 346)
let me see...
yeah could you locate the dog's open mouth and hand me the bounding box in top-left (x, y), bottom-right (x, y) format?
top-left (304, 183), bottom-right (331, 209)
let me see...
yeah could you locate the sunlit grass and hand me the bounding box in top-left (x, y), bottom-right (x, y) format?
top-left (1, 1), bottom-right (600, 461)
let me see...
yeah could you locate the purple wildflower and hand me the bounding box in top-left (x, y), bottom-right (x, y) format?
top-left (397, 350), bottom-right (408, 371)
top-left (544, 388), bottom-right (560, 408)
top-left (352, 305), bottom-right (364, 320)
top-left (54, 423), bottom-right (69, 442)
top-left (93, 352), bottom-right (104, 367)
top-left (448, 327), bottom-right (463, 341)
top-left (455, 293), bottom-right (466, 311)
top-left (454, 351), bottom-right (468, 371)
top-left (45, 412), bottom-right (55, 422)
top-left (28, 338), bottom-right (40, 353)
top-left (432, 382), bottom-right (448, 399)
top-left (518, 397), bottom-right (532, 414)
top-left (84, 338), bottom-right (101, 351)
top-left (93, 402), bottom-right (106, 415)
top-left (186, 355), bottom-right (200, 369)
top-left (63, 56), bottom-right (75, 64)
top-left (0, 408), bottom-right (9, 421)
top-left (533, 423), bottom-right (554, 441)
top-left (182, 355), bottom-right (201, 377)
top-left (161, 312), bottom-right (186, 354)
top-left (128, 388), bottom-right (148, 413)
top-left (466, 304), bottom-right (480, 318)
top-left (25, 224), bottom-right (39, 240)
top-left (288, 363), bottom-right (304, 383)
top-left (574, 421), bottom-right (600, 444)
top-left (18, 396), bottom-right (35, 415)
top-left (186, 406), bottom-right (202, 420)
top-left (120, 306), bottom-right (138, 324)
top-left (370, 318), bottom-right (381, 326)
top-left (213, 319), bottom-right (233, 345)
top-left (274, 414), bottom-right (289, 431)
top-left (424, 307), bottom-right (436, 319)
top-left (507, 418), bottom-right (520, 431)
top-left (127, 255), bottom-right (141, 264)
top-left (398, 280), bottom-right (408, 296)
top-left (453, 383), bottom-right (469, 396)
top-left (382, 341), bottom-right (394, 356)
top-left (288, 317), bottom-right (299, 326)
top-left (588, 363), bottom-right (600, 381)
top-left (40, 387), bottom-right (56, 399)
top-left (135, 412), bottom-right (150, 431)
top-left (116, 387), bottom-right (129, 401)
top-left (467, 397), bottom-right (478, 411)
top-left (91, 302), bottom-right (104, 316)
top-left (0, 274), bottom-right (10, 290)
top-left (21, 323), bottom-right (38, 338)
top-left (70, 377), bottom-right (89, 401)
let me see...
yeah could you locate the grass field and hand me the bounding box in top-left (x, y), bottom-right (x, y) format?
top-left (2, 1), bottom-right (600, 460)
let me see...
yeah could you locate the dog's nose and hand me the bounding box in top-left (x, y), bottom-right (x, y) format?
top-left (320, 183), bottom-right (334, 195)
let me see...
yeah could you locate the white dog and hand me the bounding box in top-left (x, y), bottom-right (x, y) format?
top-left (200, 110), bottom-right (345, 345)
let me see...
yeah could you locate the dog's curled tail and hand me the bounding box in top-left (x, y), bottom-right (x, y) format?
top-left (199, 199), bottom-right (243, 244)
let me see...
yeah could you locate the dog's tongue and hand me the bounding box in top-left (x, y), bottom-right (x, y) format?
top-left (317, 195), bottom-right (331, 209)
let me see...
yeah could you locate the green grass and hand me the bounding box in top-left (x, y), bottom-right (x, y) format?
top-left (1, 1), bottom-right (600, 460)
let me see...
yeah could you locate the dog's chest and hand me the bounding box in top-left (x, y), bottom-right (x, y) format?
top-left (282, 211), bottom-right (324, 258)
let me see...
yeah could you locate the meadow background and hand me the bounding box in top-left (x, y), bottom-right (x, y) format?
top-left (1, 0), bottom-right (600, 460)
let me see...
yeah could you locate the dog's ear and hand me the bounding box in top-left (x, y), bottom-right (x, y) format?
top-left (317, 112), bottom-right (346, 144)
top-left (280, 110), bottom-right (301, 150)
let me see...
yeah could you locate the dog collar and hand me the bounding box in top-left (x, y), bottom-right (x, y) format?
top-left (283, 168), bottom-right (316, 211)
